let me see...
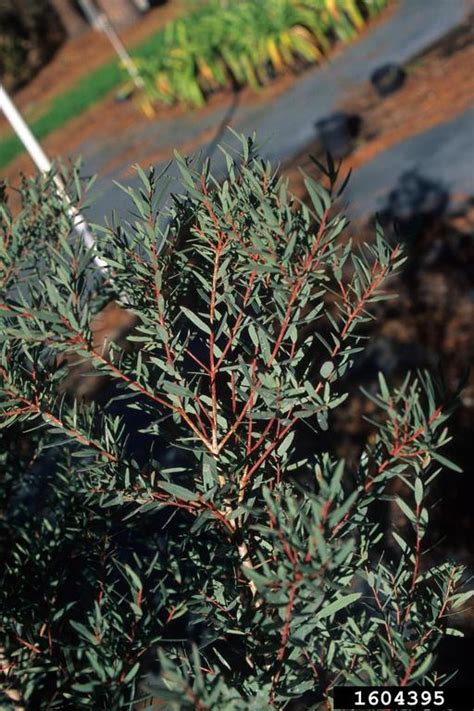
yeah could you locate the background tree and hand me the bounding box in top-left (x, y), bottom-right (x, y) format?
top-left (0, 0), bottom-right (65, 90)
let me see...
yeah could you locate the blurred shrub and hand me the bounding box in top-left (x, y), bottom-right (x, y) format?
top-left (135, 0), bottom-right (388, 107)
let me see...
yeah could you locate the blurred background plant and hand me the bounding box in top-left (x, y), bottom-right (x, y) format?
top-left (135, 0), bottom-right (389, 107)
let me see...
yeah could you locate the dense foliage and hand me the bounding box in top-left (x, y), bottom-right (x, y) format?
top-left (136, 0), bottom-right (388, 107)
top-left (0, 136), bottom-right (470, 709)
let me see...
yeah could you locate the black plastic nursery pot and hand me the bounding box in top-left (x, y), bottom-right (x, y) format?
top-left (370, 63), bottom-right (406, 97)
top-left (381, 171), bottom-right (449, 239)
top-left (315, 112), bottom-right (356, 159)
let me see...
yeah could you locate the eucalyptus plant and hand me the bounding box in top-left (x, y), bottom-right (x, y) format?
top-left (0, 135), bottom-right (470, 709)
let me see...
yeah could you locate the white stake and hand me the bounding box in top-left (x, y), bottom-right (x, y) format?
top-left (0, 83), bottom-right (108, 273)
top-left (78, 0), bottom-right (145, 91)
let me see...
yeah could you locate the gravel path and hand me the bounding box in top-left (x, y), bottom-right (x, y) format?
top-left (343, 106), bottom-right (474, 220)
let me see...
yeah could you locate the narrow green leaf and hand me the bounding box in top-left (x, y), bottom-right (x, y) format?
top-left (180, 306), bottom-right (211, 335)
top-left (315, 592), bottom-right (361, 620)
top-left (414, 478), bottom-right (423, 507)
top-left (159, 481), bottom-right (198, 502)
top-left (320, 361), bottom-right (334, 379)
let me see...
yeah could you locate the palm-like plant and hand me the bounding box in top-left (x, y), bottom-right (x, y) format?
top-left (135, 0), bottom-right (389, 108)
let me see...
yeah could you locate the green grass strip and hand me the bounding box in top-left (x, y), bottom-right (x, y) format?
top-left (0, 61), bottom-right (122, 169)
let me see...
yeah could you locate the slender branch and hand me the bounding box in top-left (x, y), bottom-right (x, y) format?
top-left (60, 317), bottom-right (216, 452)
top-left (0, 368), bottom-right (117, 462)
